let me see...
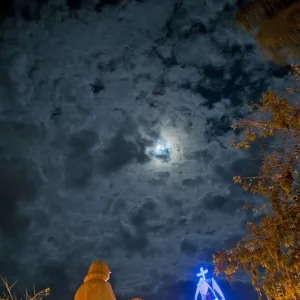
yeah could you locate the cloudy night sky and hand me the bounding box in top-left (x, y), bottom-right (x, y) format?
top-left (0, 0), bottom-right (295, 299)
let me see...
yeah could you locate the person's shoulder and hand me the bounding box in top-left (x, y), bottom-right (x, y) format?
top-left (74, 280), bottom-right (109, 296)
top-left (75, 279), bottom-right (107, 292)
top-left (87, 279), bottom-right (109, 285)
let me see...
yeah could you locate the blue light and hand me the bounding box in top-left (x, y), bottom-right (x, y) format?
top-left (194, 266), bottom-right (226, 300)
top-left (197, 267), bottom-right (208, 280)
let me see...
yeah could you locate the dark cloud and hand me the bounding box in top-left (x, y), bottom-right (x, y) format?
top-left (66, 0), bottom-right (83, 11)
top-left (0, 120), bottom-right (45, 149)
top-left (213, 156), bottom-right (261, 185)
top-left (68, 129), bottom-right (99, 154)
top-left (191, 209), bottom-right (209, 226)
top-left (90, 79), bottom-right (105, 95)
top-left (205, 229), bottom-right (217, 236)
top-left (95, 0), bottom-right (122, 13)
top-left (50, 107), bottom-right (61, 121)
top-left (64, 129), bottom-right (98, 187)
top-left (185, 149), bottom-right (214, 162)
top-left (180, 20), bottom-right (209, 39)
top-left (0, 156), bottom-right (41, 237)
top-left (110, 198), bottom-right (160, 255)
top-left (178, 105), bottom-right (193, 117)
top-left (99, 120), bottom-right (151, 173)
top-left (0, 0), bottom-right (14, 21)
top-left (231, 156), bottom-right (261, 178)
top-left (181, 176), bottom-right (204, 187)
top-left (30, 260), bottom-right (71, 300)
top-left (118, 222), bottom-right (150, 254)
top-left (205, 115), bottom-right (232, 140)
top-left (64, 153), bottom-right (94, 187)
top-left (0, 251), bottom-right (22, 284)
top-left (147, 177), bottom-right (167, 187)
top-left (164, 194), bottom-right (183, 211)
top-left (151, 46), bottom-right (178, 69)
top-left (180, 238), bottom-right (198, 256)
top-left (130, 200), bottom-right (157, 228)
top-left (202, 194), bottom-right (244, 215)
top-left (198, 47), bottom-right (269, 108)
top-left (163, 2), bottom-right (188, 39)
top-left (152, 279), bottom-right (195, 300)
top-left (109, 197), bottom-right (128, 215)
top-left (194, 83), bottom-right (223, 106)
top-left (152, 75), bottom-right (167, 96)
top-left (157, 171), bottom-right (170, 178)
top-left (268, 63), bottom-right (291, 78)
top-left (0, 153), bottom-right (43, 292)
top-left (1, 0), bottom-right (48, 22)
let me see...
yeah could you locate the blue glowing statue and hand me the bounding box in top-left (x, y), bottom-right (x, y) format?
top-left (194, 267), bottom-right (226, 300)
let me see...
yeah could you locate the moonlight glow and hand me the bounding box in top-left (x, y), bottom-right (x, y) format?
top-left (145, 124), bottom-right (184, 168)
top-left (151, 140), bottom-right (171, 161)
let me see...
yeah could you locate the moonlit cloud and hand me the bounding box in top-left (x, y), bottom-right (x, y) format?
top-left (0, 0), bottom-right (293, 299)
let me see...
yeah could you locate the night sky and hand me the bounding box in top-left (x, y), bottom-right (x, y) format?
top-left (0, 0), bottom-right (293, 299)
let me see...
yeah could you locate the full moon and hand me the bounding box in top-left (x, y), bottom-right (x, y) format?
top-left (152, 140), bottom-right (171, 160)
top-left (145, 124), bottom-right (185, 168)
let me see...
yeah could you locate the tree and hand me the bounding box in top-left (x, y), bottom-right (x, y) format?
top-left (0, 277), bottom-right (50, 300)
top-left (235, 0), bottom-right (300, 64)
top-left (213, 64), bottom-right (300, 299)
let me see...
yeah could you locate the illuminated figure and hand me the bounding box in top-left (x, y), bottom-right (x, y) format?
top-left (74, 260), bottom-right (116, 300)
top-left (194, 267), bottom-right (226, 300)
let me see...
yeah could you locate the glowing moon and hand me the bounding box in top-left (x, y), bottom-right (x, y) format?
top-left (152, 140), bottom-right (171, 160)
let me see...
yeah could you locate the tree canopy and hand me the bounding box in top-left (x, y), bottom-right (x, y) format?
top-left (213, 64), bottom-right (300, 299)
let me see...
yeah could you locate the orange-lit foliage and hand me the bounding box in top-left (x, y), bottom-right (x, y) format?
top-left (236, 0), bottom-right (300, 64)
top-left (213, 64), bottom-right (300, 300)
top-left (0, 277), bottom-right (50, 300)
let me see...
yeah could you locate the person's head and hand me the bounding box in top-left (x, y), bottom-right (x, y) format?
top-left (84, 260), bottom-right (111, 283)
